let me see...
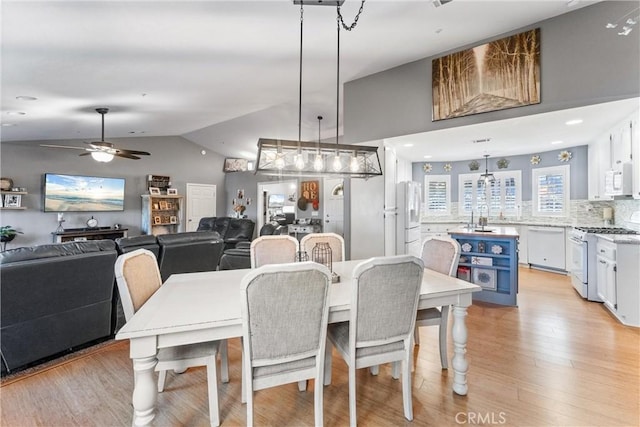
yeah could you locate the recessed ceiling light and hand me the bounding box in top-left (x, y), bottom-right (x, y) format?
top-left (551, 140), bottom-right (563, 145)
top-left (403, 143), bottom-right (414, 147)
top-left (565, 119), bottom-right (583, 125)
top-left (16, 96), bottom-right (37, 101)
top-left (423, 155), bottom-right (432, 159)
top-left (6, 111), bottom-right (26, 116)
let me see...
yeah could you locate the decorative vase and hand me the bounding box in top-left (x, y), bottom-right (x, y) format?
top-left (312, 242), bottom-right (332, 272)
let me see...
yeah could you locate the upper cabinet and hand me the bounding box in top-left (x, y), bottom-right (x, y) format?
top-left (632, 116), bottom-right (640, 199)
top-left (588, 108), bottom-right (639, 200)
top-left (588, 136), bottom-right (613, 201)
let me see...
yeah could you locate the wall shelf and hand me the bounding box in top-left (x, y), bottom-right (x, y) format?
top-left (141, 194), bottom-right (184, 235)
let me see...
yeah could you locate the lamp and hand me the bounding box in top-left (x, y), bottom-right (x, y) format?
top-left (90, 151), bottom-right (114, 162)
top-left (479, 154), bottom-right (495, 184)
top-left (255, 0), bottom-right (381, 178)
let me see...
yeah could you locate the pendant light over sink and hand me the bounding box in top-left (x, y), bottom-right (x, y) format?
top-left (479, 154), bottom-right (496, 184)
top-left (254, 0), bottom-right (382, 178)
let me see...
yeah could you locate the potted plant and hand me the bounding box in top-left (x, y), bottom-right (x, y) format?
top-left (1, 225), bottom-right (23, 251)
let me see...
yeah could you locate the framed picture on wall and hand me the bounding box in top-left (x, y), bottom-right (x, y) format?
top-left (223, 158), bottom-right (248, 172)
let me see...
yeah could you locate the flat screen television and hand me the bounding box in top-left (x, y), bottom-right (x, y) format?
top-left (43, 173), bottom-right (125, 212)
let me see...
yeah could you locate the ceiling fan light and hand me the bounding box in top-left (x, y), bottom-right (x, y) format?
top-left (91, 151), bottom-right (114, 162)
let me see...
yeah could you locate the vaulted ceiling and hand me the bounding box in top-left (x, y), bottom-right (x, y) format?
top-left (2, 0), bottom-right (612, 162)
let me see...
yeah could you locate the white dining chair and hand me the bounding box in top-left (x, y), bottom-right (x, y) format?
top-left (114, 249), bottom-right (229, 426)
top-left (240, 262), bottom-right (332, 426)
top-left (324, 255), bottom-right (424, 426)
top-left (300, 232), bottom-right (346, 262)
top-left (249, 235), bottom-right (299, 268)
top-left (415, 236), bottom-right (461, 369)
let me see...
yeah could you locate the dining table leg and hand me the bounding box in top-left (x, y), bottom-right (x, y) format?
top-left (451, 303), bottom-right (470, 396)
top-left (131, 355), bottom-right (158, 426)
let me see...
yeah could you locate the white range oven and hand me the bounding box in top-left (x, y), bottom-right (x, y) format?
top-left (569, 226), bottom-right (639, 301)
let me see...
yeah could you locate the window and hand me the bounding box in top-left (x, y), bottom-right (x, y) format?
top-left (458, 171), bottom-right (522, 217)
top-left (532, 165), bottom-right (570, 217)
top-left (423, 175), bottom-right (451, 216)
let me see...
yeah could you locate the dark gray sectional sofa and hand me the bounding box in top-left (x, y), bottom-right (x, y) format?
top-left (0, 240), bottom-right (118, 374)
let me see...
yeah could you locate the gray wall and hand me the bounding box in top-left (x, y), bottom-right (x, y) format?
top-left (0, 136), bottom-right (226, 247)
top-left (412, 145), bottom-right (588, 201)
top-left (344, 1), bottom-right (640, 144)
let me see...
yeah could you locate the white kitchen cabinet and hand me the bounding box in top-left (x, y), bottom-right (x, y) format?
top-left (596, 237), bottom-right (640, 327)
top-left (517, 225), bottom-right (528, 265)
top-left (421, 223), bottom-right (458, 242)
top-left (587, 137), bottom-right (613, 201)
top-left (631, 116), bottom-right (640, 199)
top-left (596, 239), bottom-right (617, 310)
top-left (527, 226), bottom-right (566, 272)
top-left (611, 120), bottom-right (633, 172)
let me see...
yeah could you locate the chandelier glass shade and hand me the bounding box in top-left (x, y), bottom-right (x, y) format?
top-left (256, 138), bottom-right (381, 178)
top-left (479, 154), bottom-right (495, 184)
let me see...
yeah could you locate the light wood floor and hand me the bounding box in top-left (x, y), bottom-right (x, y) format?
top-left (1, 267), bottom-right (638, 426)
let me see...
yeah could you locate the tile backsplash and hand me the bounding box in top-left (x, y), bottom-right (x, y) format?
top-left (422, 198), bottom-right (640, 227)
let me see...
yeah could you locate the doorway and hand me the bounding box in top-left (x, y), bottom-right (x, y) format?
top-left (256, 180), bottom-right (298, 232)
top-left (323, 178), bottom-right (344, 236)
top-left (185, 183), bottom-right (216, 231)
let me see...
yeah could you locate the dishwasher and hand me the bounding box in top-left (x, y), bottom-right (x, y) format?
top-left (527, 226), bottom-right (566, 271)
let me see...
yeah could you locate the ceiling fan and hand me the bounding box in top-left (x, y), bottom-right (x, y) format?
top-left (40, 108), bottom-right (151, 162)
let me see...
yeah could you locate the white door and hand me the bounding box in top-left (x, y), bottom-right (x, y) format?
top-left (323, 178), bottom-right (344, 235)
top-left (186, 183), bottom-right (216, 231)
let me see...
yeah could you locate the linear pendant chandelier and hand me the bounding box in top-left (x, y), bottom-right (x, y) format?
top-left (255, 0), bottom-right (382, 179)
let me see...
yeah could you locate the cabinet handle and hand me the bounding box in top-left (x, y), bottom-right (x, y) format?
top-left (599, 260), bottom-right (606, 264)
top-left (600, 249), bottom-right (605, 253)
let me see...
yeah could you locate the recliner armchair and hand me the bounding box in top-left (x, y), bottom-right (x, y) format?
top-left (115, 235), bottom-right (160, 258)
top-left (156, 231), bottom-right (225, 282)
top-left (197, 217), bottom-right (255, 250)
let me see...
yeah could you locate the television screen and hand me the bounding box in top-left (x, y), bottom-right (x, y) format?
top-left (43, 173), bottom-right (125, 212)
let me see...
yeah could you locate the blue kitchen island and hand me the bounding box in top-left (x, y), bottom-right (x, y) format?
top-left (449, 226), bottom-right (519, 306)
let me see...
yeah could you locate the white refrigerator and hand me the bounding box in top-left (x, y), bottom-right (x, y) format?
top-left (396, 181), bottom-right (422, 257)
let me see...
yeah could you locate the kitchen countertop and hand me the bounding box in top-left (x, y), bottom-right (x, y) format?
top-left (422, 220), bottom-right (604, 228)
top-left (595, 234), bottom-right (640, 245)
top-left (448, 226), bottom-right (519, 238)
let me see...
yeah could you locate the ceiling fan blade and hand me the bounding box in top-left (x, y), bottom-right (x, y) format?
top-left (86, 140), bottom-right (113, 148)
top-left (114, 152), bottom-right (141, 160)
top-left (40, 144), bottom-right (89, 151)
top-left (115, 148), bottom-right (151, 156)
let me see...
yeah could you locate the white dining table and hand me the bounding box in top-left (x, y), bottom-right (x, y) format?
top-left (116, 259), bottom-right (481, 426)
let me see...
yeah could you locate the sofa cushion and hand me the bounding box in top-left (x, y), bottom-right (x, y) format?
top-left (225, 219), bottom-right (255, 245)
top-left (157, 231), bottom-right (225, 281)
top-left (115, 235), bottom-right (159, 257)
top-left (197, 217), bottom-right (230, 237)
top-left (0, 240), bottom-right (116, 264)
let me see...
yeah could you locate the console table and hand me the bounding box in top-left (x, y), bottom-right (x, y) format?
top-left (52, 227), bottom-right (128, 243)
